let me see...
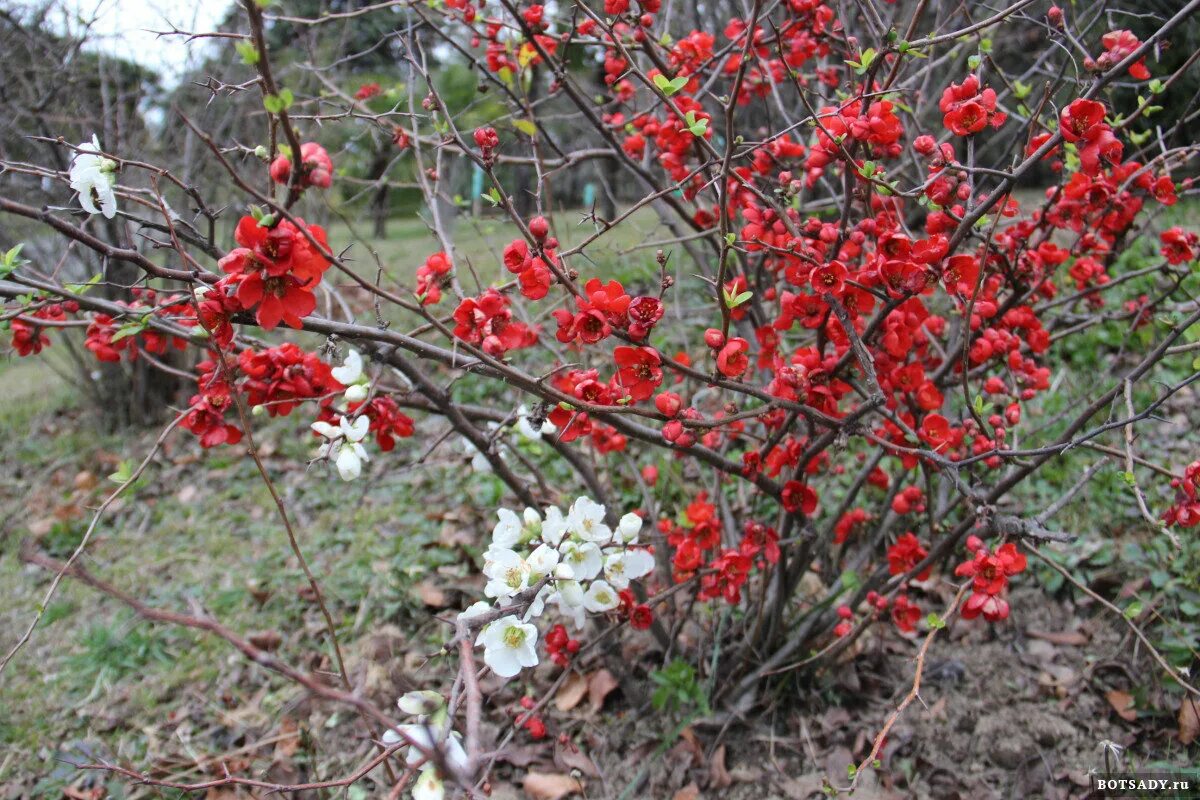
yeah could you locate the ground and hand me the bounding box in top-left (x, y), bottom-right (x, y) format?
top-left (1, 207), bottom-right (1199, 798)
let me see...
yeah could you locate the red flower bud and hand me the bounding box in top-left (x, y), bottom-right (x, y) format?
top-left (704, 328), bottom-right (725, 349)
top-left (654, 391), bottom-right (682, 417)
top-left (529, 216), bottom-right (549, 240)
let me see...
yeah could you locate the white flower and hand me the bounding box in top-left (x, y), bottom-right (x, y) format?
top-left (457, 600), bottom-right (492, 624)
top-left (526, 543), bottom-right (560, 579)
top-left (560, 540), bottom-right (602, 582)
top-left (603, 548), bottom-right (656, 589)
top-left (461, 437), bottom-right (493, 473)
top-left (382, 724), bottom-right (469, 773)
top-left (311, 415), bottom-right (370, 481)
top-left (344, 383), bottom-right (368, 403)
top-left (331, 349), bottom-right (364, 385)
top-left (583, 580), bottom-right (620, 612)
top-left (483, 548), bottom-right (529, 600)
top-left (69, 135), bottom-right (117, 219)
top-left (615, 512), bottom-right (644, 545)
top-left (516, 404), bottom-right (556, 440)
top-left (398, 690), bottom-right (445, 718)
top-left (413, 767), bottom-right (445, 800)
top-left (550, 580), bottom-right (587, 629)
top-left (523, 583), bottom-right (554, 622)
top-left (477, 615), bottom-right (539, 678)
top-left (568, 496), bottom-right (612, 544)
top-left (540, 506), bottom-right (568, 547)
top-left (491, 508), bottom-right (524, 551)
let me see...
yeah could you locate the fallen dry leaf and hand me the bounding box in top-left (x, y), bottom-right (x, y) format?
top-left (523, 772), bottom-right (582, 800)
top-left (587, 668), bottom-right (618, 711)
top-left (672, 783), bottom-right (701, 800)
top-left (1179, 697), bottom-right (1199, 744)
top-left (176, 484), bottom-right (199, 504)
top-left (555, 671), bottom-right (588, 712)
top-left (412, 580), bottom-right (450, 609)
top-left (1026, 628), bottom-right (1088, 646)
top-left (708, 743), bottom-right (732, 788)
top-left (1105, 690), bottom-right (1137, 722)
top-left (554, 738), bottom-right (599, 777)
top-left (73, 470), bottom-right (98, 491)
top-left (248, 630), bottom-right (282, 651)
top-left (274, 717), bottom-right (301, 759)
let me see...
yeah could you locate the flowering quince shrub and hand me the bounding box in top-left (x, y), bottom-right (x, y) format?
top-left (3, 0), bottom-right (1200, 795)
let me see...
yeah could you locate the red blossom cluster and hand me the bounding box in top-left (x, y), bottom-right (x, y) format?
top-left (954, 538), bottom-right (1027, 622)
top-left (217, 216), bottom-right (332, 330)
top-left (452, 289), bottom-right (537, 357)
top-left (269, 142), bottom-right (333, 190)
top-left (939, 75), bottom-right (1006, 137)
top-left (1163, 461), bottom-right (1200, 529)
top-left (544, 623), bottom-right (580, 668)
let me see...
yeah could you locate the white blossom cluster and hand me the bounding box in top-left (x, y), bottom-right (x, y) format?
top-left (381, 691), bottom-right (467, 800)
top-left (460, 496), bottom-right (655, 679)
top-left (310, 349), bottom-right (372, 481)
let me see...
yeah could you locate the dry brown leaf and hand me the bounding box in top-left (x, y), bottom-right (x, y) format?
top-left (73, 470), bottom-right (98, 491)
top-left (248, 630), bottom-right (282, 651)
top-left (176, 484), bottom-right (199, 504)
top-left (672, 783), bottom-right (702, 800)
top-left (1026, 628), bottom-right (1089, 646)
top-left (555, 671), bottom-right (589, 712)
top-left (412, 580), bottom-right (450, 609)
top-left (274, 718), bottom-right (301, 759)
top-left (523, 772), bottom-right (582, 800)
top-left (1179, 697), bottom-right (1199, 744)
top-left (1105, 690), bottom-right (1137, 722)
top-left (708, 743), bottom-right (732, 788)
top-left (587, 668), bottom-right (618, 712)
top-left (554, 738), bottom-right (599, 777)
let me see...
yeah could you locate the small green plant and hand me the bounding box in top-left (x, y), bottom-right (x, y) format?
top-left (650, 659), bottom-right (710, 716)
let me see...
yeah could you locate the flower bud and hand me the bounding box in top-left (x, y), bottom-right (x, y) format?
top-left (704, 328), bottom-right (725, 349)
top-left (528, 215), bottom-right (549, 240)
top-left (654, 391), bottom-right (682, 417)
top-left (344, 384), bottom-right (368, 403)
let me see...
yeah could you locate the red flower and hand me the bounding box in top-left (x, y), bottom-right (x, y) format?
top-left (235, 271), bottom-right (316, 330)
top-left (961, 591), bottom-right (1010, 621)
top-left (613, 345), bottom-right (663, 401)
top-left (892, 595), bottom-right (921, 633)
top-left (919, 413), bottom-right (953, 451)
top-left (1059, 99), bottom-right (1106, 143)
top-left (629, 604), bottom-right (653, 630)
top-left (887, 532), bottom-right (931, 581)
top-left (627, 296), bottom-right (664, 340)
top-left (781, 480), bottom-right (818, 515)
top-left (269, 142), bottom-right (333, 189)
top-left (716, 337), bottom-right (750, 377)
top-left (182, 381), bottom-right (243, 448)
top-left (355, 82), bottom-right (382, 101)
top-left (939, 75), bottom-right (1006, 136)
top-left (954, 542), bottom-right (1027, 594)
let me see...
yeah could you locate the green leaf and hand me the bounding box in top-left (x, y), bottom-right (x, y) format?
top-left (1148, 78), bottom-right (1165, 94)
top-left (724, 233), bottom-right (736, 246)
top-left (513, 118), bottom-right (537, 136)
top-left (731, 290), bottom-right (753, 308)
top-left (654, 73), bottom-right (689, 96)
top-left (108, 460), bottom-right (133, 484)
top-left (967, 54), bottom-right (981, 70)
top-left (926, 612), bottom-right (946, 630)
top-left (110, 320), bottom-right (147, 342)
top-left (263, 94), bottom-right (284, 114)
top-left (235, 41), bottom-right (260, 65)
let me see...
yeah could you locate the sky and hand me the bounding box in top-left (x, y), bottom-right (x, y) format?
top-left (21, 0), bottom-right (231, 83)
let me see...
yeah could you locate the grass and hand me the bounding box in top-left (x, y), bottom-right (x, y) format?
top-left (0, 353), bottom-right (499, 793)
